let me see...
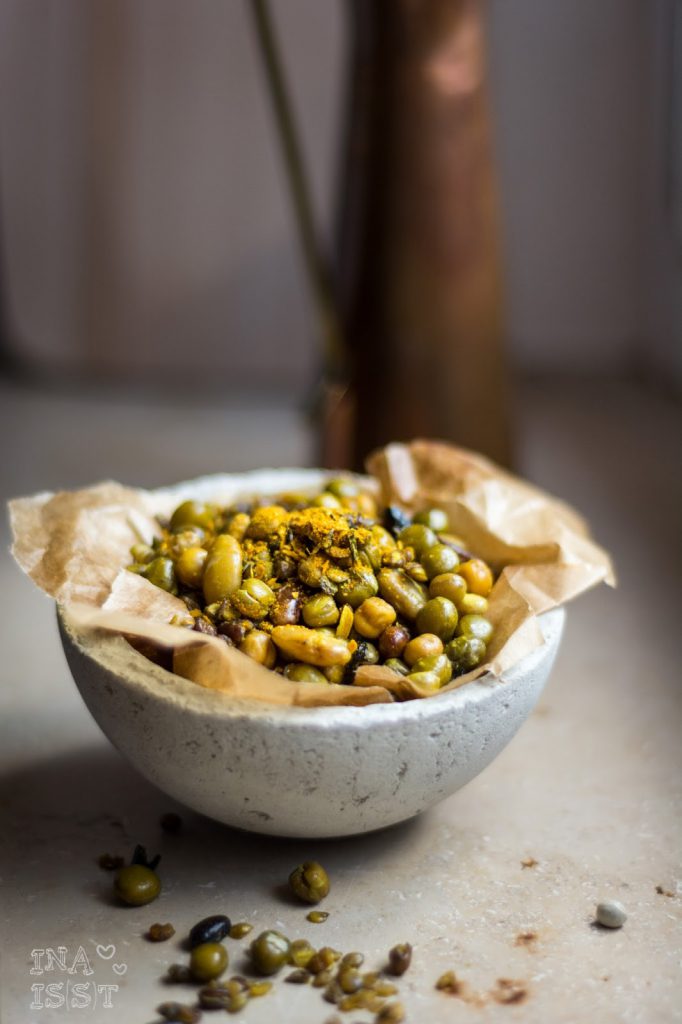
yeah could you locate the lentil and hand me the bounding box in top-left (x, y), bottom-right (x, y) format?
top-left (147, 922), bottom-right (175, 942)
top-left (307, 910), bottom-right (330, 923)
top-left (157, 1002), bottom-right (201, 1023)
top-left (228, 921), bottom-right (253, 939)
top-left (387, 942), bottom-right (412, 976)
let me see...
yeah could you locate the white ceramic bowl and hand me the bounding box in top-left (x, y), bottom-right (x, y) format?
top-left (59, 605), bottom-right (564, 838)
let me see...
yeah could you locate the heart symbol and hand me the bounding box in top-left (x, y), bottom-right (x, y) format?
top-left (112, 963), bottom-right (127, 976)
top-left (96, 945), bottom-right (116, 960)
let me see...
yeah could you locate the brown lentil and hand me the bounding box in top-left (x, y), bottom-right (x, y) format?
top-left (147, 922), bottom-right (175, 942)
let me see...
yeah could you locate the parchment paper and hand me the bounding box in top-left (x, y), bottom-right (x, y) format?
top-left (8, 443), bottom-right (614, 706)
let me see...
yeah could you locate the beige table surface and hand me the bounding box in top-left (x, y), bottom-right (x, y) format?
top-left (0, 377), bottom-right (680, 1024)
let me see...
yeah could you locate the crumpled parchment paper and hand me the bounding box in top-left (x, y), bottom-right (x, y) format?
top-left (8, 442), bottom-right (614, 706)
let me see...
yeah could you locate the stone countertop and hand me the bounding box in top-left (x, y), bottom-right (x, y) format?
top-left (0, 377), bottom-right (680, 1024)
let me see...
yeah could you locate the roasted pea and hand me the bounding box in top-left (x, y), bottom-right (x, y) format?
top-left (416, 596), bottom-right (459, 641)
top-left (326, 478), bottom-right (359, 500)
top-left (377, 569), bottom-right (428, 619)
top-left (203, 534), bottom-right (242, 604)
top-left (189, 914), bottom-right (232, 948)
top-left (338, 967), bottom-right (363, 993)
top-left (384, 658), bottom-right (410, 676)
top-left (378, 623), bottom-right (411, 659)
top-left (445, 635), bottom-right (487, 673)
top-left (288, 938), bottom-right (315, 968)
top-left (157, 1002), bottom-right (200, 1024)
top-left (429, 572), bottom-right (467, 606)
top-left (307, 909), bottom-right (329, 923)
top-left (226, 511), bottom-right (250, 542)
top-left (190, 942), bottom-right (228, 982)
top-left (271, 583), bottom-right (301, 625)
top-left (403, 633), bottom-right (444, 666)
top-left (170, 500), bottom-right (215, 531)
top-left (272, 625), bottom-right (351, 667)
top-left (246, 505), bottom-right (288, 540)
top-left (250, 930), bottom-right (291, 975)
top-left (285, 969), bottom-right (310, 983)
top-left (289, 861), bottom-right (330, 904)
top-left (354, 597), bottom-right (396, 639)
top-left (337, 569), bottom-right (379, 608)
top-left (273, 553), bottom-right (297, 580)
top-left (312, 492), bottom-right (343, 509)
top-left (307, 947), bottom-right (341, 973)
top-left (239, 629), bottom-right (276, 667)
top-left (130, 542), bottom-right (154, 564)
top-left (232, 577), bottom-right (275, 620)
top-left (377, 1002), bottom-right (406, 1022)
top-left (323, 664), bottom-right (345, 684)
top-left (406, 670), bottom-right (442, 691)
top-left (459, 592), bottom-right (489, 615)
top-left (458, 558), bottom-right (494, 596)
top-left (303, 593), bottom-right (340, 628)
top-left (457, 613), bottom-right (494, 643)
top-left (398, 523), bottom-right (438, 556)
top-left (298, 556), bottom-right (325, 588)
top-left (414, 508), bottom-right (449, 532)
top-left (283, 663), bottom-right (328, 683)
top-left (412, 652), bottom-right (452, 685)
top-left (336, 603), bottom-right (354, 639)
top-left (175, 546), bottom-right (207, 589)
top-left (144, 557), bottom-right (177, 594)
top-left (421, 543), bottom-right (459, 580)
top-left (387, 942), bottom-right (412, 976)
top-left (249, 980), bottom-right (272, 997)
top-left (114, 864), bottom-right (161, 906)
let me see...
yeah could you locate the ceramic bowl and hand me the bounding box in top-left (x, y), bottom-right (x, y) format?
top-left (59, 604), bottom-right (564, 839)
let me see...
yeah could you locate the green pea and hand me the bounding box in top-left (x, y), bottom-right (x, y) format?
top-left (312, 492), bottom-right (343, 509)
top-left (303, 593), bottom-right (340, 628)
top-left (232, 578), bottom-right (275, 621)
top-left (283, 663), bottom-right (328, 683)
top-left (288, 861), bottom-right (330, 904)
top-left (337, 569), bottom-right (378, 608)
top-left (114, 864), bottom-right (161, 906)
top-left (456, 614), bottom-right (494, 644)
top-left (250, 931), bottom-right (291, 976)
top-left (445, 635), bottom-right (487, 673)
top-left (377, 569), bottom-right (428, 620)
top-left (144, 557), bottom-right (177, 594)
top-left (416, 597), bottom-right (458, 641)
top-left (411, 653), bottom-right (453, 685)
top-left (429, 572), bottom-right (467, 606)
top-left (326, 478), bottom-right (359, 499)
top-left (420, 544), bottom-right (459, 580)
top-left (189, 942), bottom-right (228, 982)
top-left (384, 658), bottom-right (410, 676)
top-left (398, 524), bottom-right (438, 557)
top-left (203, 534), bottom-right (242, 604)
top-left (170, 500), bottom-right (215, 531)
top-left (405, 670), bottom-right (441, 691)
top-left (414, 508), bottom-right (450, 532)
top-left (175, 546), bottom-right (207, 589)
top-left (130, 543), bottom-right (154, 564)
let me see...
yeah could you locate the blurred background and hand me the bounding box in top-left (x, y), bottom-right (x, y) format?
top-left (0, 0), bottom-right (680, 488)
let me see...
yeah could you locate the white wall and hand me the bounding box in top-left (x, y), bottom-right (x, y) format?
top-left (0, 0), bottom-right (679, 386)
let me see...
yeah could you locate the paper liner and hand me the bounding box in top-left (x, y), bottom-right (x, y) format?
top-left (8, 444), bottom-right (615, 706)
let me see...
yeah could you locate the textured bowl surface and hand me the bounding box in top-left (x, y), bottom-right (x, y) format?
top-left (59, 606), bottom-right (564, 838)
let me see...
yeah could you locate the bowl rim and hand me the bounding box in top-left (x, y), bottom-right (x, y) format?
top-left (59, 605), bottom-right (565, 731)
